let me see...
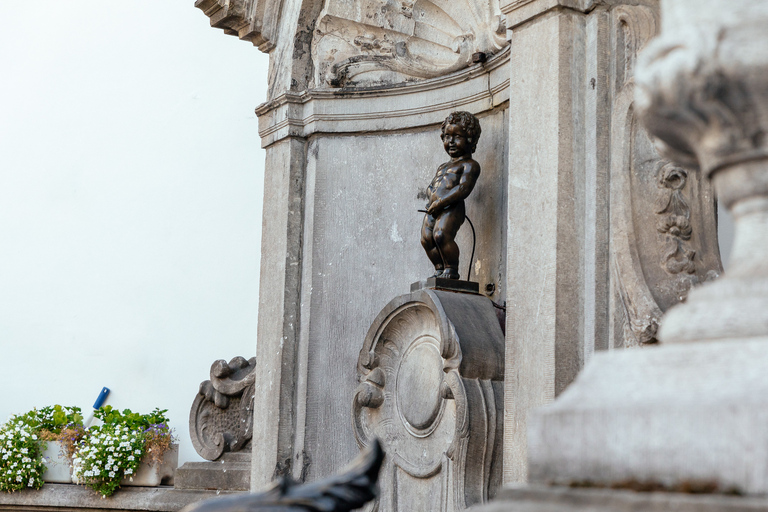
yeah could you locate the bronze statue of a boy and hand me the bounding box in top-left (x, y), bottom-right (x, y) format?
top-left (421, 111), bottom-right (481, 280)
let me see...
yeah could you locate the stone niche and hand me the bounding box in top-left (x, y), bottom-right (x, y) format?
top-left (250, 46), bottom-right (510, 487)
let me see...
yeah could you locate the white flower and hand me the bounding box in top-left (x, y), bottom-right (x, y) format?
top-left (108, 471), bottom-right (115, 477)
top-left (31, 434), bottom-right (37, 440)
top-left (134, 449), bottom-right (141, 455)
top-left (127, 455), bottom-right (134, 461)
top-left (125, 468), bottom-right (133, 475)
top-left (20, 448), bottom-right (27, 454)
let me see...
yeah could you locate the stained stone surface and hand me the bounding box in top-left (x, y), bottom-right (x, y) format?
top-left (468, 485), bottom-right (768, 512)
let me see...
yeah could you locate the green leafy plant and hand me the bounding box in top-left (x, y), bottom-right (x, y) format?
top-left (22, 406), bottom-right (85, 459)
top-left (0, 406), bottom-right (83, 493)
top-left (72, 407), bottom-right (175, 497)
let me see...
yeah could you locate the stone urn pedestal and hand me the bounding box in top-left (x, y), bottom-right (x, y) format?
top-left (353, 279), bottom-right (505, 512)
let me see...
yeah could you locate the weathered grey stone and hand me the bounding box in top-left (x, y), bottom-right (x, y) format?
top-left (176, 453), bottom-right (251, 492)
top-left (523, 0), bottom-right (768, 496)
top-left (529, 339), bottom-right (768, 493)
top-left (194, 0), bottom-right (283, 52)
top-left (251, 136), bottom-right (307, 491)
top-left (353, 289), bottom-right (504, 511)
top-left (0, 483), bottom-right (241, 512)
top-left (250, 100), bottom-right (509, 489)
top-left (311, 0), bottom-right (506, 87)
top-left (468, 485), bottom-right (768, 512)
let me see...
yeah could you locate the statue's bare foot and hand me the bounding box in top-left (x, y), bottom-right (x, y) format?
top-left (432, 268), bottom-right (444, 278)
top-left (442, 268), bottom-right (460, 280)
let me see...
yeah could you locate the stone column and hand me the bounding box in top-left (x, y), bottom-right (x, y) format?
top-left (527, 0), bottom-right (768, 494)
top-left (501, 0), bottom-right (596, 483)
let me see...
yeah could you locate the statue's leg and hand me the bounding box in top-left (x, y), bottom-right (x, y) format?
top-left (421, 214), bottom-right (444, 275)
top-left (433, 202), bottom-right (465, 279)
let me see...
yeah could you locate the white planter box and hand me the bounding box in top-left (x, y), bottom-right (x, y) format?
top-left (42, 441), bottom-right (72, 483)
top-left (122, 444), bottom-right (178, 487)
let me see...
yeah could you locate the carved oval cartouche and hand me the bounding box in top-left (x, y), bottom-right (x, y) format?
top-left (395, 336), bottom-right (444, 433)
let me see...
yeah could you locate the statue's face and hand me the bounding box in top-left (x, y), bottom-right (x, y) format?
top-left (442, 123), bottom-right (471, 157)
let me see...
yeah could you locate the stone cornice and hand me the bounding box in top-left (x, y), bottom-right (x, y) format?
top-left (194, 0), bottom-right (282, 52)
top-left (501, 0), bottom-right (658, 29)
top-left (255, 46), bottom-right (509, 146)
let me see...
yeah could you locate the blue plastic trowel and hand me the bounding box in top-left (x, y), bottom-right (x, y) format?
top-left (83, 387), bottom-right (111, 427)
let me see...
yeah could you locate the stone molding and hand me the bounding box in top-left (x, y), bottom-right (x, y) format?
top-left (353, 289), bottom-right (504, 511)
top-left (194, 0), bottom-right (282, 51)
top-left (255, 46), bottom-right (508, 147)
top-left (311, 0), bottom-right (506, 88)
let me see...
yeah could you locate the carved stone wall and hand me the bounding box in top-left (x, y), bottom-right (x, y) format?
top-left (353, 288), bottom-right (504, 511)
top-left (311, 0), bottom-right (506, 87)
top-left (607, 4), bottom-right (722, 347)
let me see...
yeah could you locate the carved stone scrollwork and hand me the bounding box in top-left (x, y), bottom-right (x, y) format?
top-left (312, 0), bottom-right (507, 88)
top-left (189, 356), bottom-right (257, 461)
top-left (609, 4), bottom-right (722, 346)
top-left (353, 288), bottom-right (504, 511)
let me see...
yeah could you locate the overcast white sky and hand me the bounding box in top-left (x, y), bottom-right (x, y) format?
top-left (0, 1), bottom-right (269, 465)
